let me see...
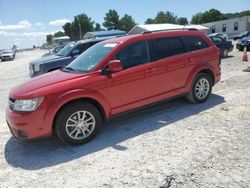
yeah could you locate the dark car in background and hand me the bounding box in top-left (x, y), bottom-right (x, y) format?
top-left (29, 38), bottom-right (107, 77)
top-left (236, 36), bottom-right (250, 51)
top-left (209, 35), bottom-right (233, 57)
top-left (208, 33), bottom-right (228, 40)
top-left (233, 31), bottom-right (250, 41)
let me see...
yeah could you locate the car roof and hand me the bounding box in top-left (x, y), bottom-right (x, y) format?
top-left (100, 30), bottom-right (204, 44)
top-left (76, 37), bottom-right (113, 45)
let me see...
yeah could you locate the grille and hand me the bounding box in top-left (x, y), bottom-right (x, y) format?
top-left (8, 98), bottom-right (15, 110)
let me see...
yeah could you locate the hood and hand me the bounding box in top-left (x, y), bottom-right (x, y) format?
top-left (29, 54), bottom-right (67, 65)
top-left (1, 52), bottom-right (13, 56)
top-left (10, 70), bottom-right (89, 98)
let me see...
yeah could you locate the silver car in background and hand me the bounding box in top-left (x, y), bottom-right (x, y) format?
top-left (0, 50), bottom-right (15, 61)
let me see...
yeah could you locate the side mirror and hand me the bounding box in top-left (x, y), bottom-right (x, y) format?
top-left (107, 60), bottom-right (123, 73)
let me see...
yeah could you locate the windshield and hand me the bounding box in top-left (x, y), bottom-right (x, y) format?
top-left (56, 42), bottom-right (75, 56)
top-left (66, 42), bottom-right (117, 72)
top-left (2, 51), bottom-right (12, 54)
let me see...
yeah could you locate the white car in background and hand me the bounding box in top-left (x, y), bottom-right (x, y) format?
top-left (0, 50), bottom-right (15, 61)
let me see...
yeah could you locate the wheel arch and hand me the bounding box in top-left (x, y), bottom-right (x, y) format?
top-left (186, 64), bottom-right (216, 92)
top-left (52, 97), bottom-right (107, 134)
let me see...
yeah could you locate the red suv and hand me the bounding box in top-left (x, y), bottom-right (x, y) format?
top-left (6, 30), bottom-right (221, 145)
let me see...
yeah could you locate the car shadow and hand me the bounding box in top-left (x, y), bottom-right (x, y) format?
top-left (222, 55), bottom-right (234, 59)
top-left (4, 94), bottom-right (225, 170)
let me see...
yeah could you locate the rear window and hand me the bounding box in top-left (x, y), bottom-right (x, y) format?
top-left (153, 37), bottom-right (185, 60)
top-left (181, 36), bottom-right (209, 52)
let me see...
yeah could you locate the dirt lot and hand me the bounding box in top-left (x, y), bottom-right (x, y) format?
top-left (0, 48), bottom-right (250, 188)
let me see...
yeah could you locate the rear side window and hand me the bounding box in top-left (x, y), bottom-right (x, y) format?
top-left (79, 43), bottom-right (91, 53)
top-left (115, 41), bottom-right (150, 69)
top-left (210, 36), bottom-right (223, 43)
top-left (75, 42), bottom-right (100, 55)
top-left (153, 37), bottom-right (185, 60)
top-left (181, 36), bottom-right (209, 52)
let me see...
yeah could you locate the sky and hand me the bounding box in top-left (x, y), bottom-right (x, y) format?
top-left (0, 0), bottom-right (249, 49)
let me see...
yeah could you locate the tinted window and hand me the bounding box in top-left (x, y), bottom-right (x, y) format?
top-left (234, 22), bottom-right (238, 31)
top-left (222, 24), bottom-right (226, 32)
top-left (153, 37), bottom-right (185, 60)
top-left (115, 41), bottom-right (150, 69)
top-left (212, 25), bottom-right (216, 33)
top-left (210, 36), bottom-right (223, 43)
top-left (56, 42), bottom-right (75, 56)
top-left (182, 36), bottom-right (209, 52)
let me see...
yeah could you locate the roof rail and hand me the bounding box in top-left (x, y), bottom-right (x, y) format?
top-left (142, 28), bottom-right (198, 34)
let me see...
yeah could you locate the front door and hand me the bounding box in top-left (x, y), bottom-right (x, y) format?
top-left (106, 40), bottom-right (157, 114)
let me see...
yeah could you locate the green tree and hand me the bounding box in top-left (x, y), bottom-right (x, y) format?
top-left (103, 9), bottom-right (120, 30)
top-left (46, 34), bottom-right (52, 44)
top-left (201, 9), bottom-right (223, 23)
top-left (154, 11), bottom-right (177, 24)
top-left (240, 10), bottom-right (250, 17)
top-left (119, 14), bottom-right (136, 32)
top-left (191, 12), bottom-right (203, 24)
top-left (53, 31), bottom-right (65, 37)
top-left (145, 18), bottom-right (155, 24)
top-left (71, 14), bottom-right (94, 40)
top-left (63, 22), bottom-right (72, 39)
top-left (176, 17), bottom-right (188, 25)
top-left (94, 23), bottom-right (101, 31)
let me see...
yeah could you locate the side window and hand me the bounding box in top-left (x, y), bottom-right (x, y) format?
top-left (71, 44), bottom-right (84, 56)
top-left (212, 36), bottom-right (223, 42)
top-left (222, 24), bottom-right (226, 32)
top-left (115, 41), bottom-right (150, 69)
top-left (79, 43), bottom-right (90, 53)
top-left (153, 37), bottom-right (185, 60)
top-left (234, 22), bottom-right (238, 31)
top-left (182, 36), bottom-right (209, 52)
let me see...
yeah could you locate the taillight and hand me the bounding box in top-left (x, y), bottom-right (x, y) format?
top-left (215, 46), bottom-right (221, 65)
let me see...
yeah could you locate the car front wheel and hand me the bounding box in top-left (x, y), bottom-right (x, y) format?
top-left (187, 73), bottom-right (212, 103)
top-left (55, 101), bottom-right (102, 145)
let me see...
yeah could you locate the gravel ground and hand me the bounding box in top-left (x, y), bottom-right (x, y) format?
top-left (0, 47), bottom-right (250, 188)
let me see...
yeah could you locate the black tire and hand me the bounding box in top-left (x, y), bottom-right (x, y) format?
top-left (55, 101), bottom-right (102, 145)
top-left (187, 73), bottom-right (212, 103)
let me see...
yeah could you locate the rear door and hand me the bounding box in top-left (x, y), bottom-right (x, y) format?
top-left (153, 37), bottom-right (191, 94)
top-left (181, 36), bottom-right (211, 68)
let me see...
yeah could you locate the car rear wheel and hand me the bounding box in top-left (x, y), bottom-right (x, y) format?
top-left (187, 73), bottom-right (212, 103)
top-left (55, 101), bottom-right (102, 145)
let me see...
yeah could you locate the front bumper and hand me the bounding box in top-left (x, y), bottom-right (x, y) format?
top-left (6, 108), bottom-right (52, 140)
top-left (1, 56), bottom-right (13, 60)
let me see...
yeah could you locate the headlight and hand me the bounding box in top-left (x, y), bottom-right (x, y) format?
top-left (14, 97), bottom-right (44, 112)
top-left (33, 64), bottom-right (40, 72)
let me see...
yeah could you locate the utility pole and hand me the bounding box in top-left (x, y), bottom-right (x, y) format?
top-left (79, 22), bottom-right (82, 40)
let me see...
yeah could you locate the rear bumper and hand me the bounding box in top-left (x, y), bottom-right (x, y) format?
top-left (237, 43), bottom-right (250, 50)
top-left (215, 72), bottom-right (221, 84)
